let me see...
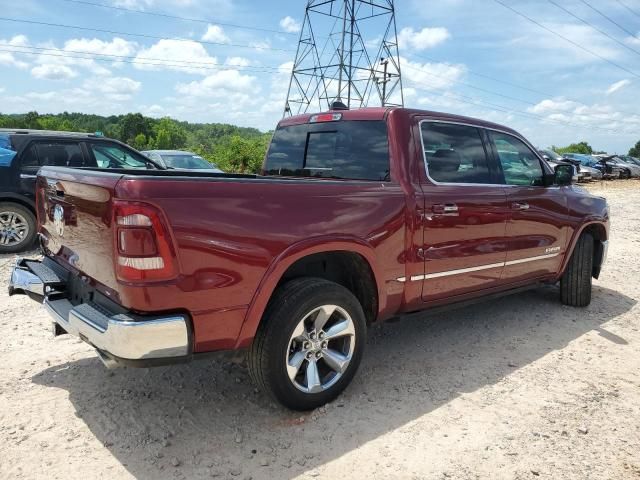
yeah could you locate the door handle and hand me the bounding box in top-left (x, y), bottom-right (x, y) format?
top-left (511, 202), bottom-right (530, 211)
top-left (432, 203), bottom-right (459, 215)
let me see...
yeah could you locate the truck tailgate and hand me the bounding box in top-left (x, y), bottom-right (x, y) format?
top-left (37, 167), bottom-right (124, 293)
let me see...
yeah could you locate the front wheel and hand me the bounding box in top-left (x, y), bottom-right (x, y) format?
top-left (560, 233), bottom-right (594, 307)
top-left (248, 278), bottom-right (366, 410)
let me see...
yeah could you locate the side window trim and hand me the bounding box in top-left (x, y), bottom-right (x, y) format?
top-left (419, 119), bottom-right (502, 187)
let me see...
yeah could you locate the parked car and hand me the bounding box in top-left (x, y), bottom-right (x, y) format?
top-left (565, 153), bottom-right (623, 179)
top-left (619, 155), bottom-right (640, 167)
top-left (9, 107), bottom-right (609, 410)
top-left (142, 150), bottom-right (223, 172)
top-left (607, 156), bottom-right (640, 178)
top-left (0, 129), bottom-right (161, 254)
top-left (538, 149), bottom-right (592, 182)
top-left (557, 153), bottom-right (602, 180)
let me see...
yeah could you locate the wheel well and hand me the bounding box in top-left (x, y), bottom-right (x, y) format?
top-left (0, 196), bottom-right (36, 215)
top-left (278, 251), bottom-right (378, 323)
top-left (582, 224), bottom-right (607, 279)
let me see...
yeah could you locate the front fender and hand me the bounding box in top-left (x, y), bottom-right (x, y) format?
top-left (234, 235), bottom-right (383, 349)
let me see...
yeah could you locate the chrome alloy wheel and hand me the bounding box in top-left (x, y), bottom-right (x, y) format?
top-left (286, 305), bottom-right (356, 394)
top-left (0, 211), bottom-right (29, 247)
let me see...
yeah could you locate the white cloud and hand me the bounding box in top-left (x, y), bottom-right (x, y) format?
top-left (111, 0), bottom-right (153, 9)
top-left (202, 25), bottom-right (230, 44)
top-left (626, 33), bottom-right (640, 46)
top-left (224, 57), bottom-right (251, 67)
top-left (134, 39), bottom-right (218, 74)
top-left (398, 27), bottom-right (450, 51)
top-left (529, 98), bottom-right (579, 115)
top-left (401, 57), bottom-right (466, 90)
top-left (0, 35), bottom-right (31, 70)
top-left (83, 76), bottom-right (141, 101)
top-left (606, 79), bottom-right (631, 95)
top-left (279, 16), bottom-right (301, 33)
top-left (31, 64), bottom-right (77, 80)
top-left (175, 69), bottom-right (256, 98)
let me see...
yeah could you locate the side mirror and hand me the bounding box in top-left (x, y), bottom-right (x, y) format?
top-left (542, 154), bottom-right (551, 161)
top-left (555, 164), bottom-right (577, 186)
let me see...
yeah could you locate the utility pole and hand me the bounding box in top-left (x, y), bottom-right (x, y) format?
top-left (284, 0), bottom-right (404, 117)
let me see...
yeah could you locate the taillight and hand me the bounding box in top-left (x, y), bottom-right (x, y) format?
top-left (113, 200), bottom-right (178, 283)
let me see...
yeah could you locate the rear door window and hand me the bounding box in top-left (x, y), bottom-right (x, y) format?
top-left (33, 142), bottom-right (85, 168)
top-left (264, 120), bottom-right (390, 181)
top-left (421, 122), bottom-right (493, 184)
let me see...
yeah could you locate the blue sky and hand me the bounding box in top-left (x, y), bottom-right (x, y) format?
top-left (0, 0), bottom-right (639, 153)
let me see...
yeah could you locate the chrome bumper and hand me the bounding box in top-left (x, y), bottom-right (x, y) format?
top-left (601, 240), bottom-right (609, 266)
top-left (9, 258), bottom-right (190, 366)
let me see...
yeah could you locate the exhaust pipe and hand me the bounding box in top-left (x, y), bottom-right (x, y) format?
top-left (96, 349), bottom-right (121, 369)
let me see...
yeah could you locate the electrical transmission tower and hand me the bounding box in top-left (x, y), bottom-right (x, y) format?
top-left (284, 0), bottom-right (403, 117)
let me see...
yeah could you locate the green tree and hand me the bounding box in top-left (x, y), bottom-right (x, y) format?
top-left (132, 133), bottom-right (148, 150)
top-left (553, 141), bottom-right (593, 155)
top-left (629, 141), bottom-right (640, 158)
top-left (213, 135), bottom-right (270, 173)
top-left (153, 118), bottom-right (187, 150)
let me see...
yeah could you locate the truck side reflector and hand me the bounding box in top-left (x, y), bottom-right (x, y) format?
top-left (309, 113), bottom-right (342, 123)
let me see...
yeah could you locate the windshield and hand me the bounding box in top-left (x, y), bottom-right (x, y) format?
top-left (161, 154), bottom-right (216, 170)
top-left (541, 149), bottom-right (562, 161)
top-left (265, 120), bottom-right (390, 181)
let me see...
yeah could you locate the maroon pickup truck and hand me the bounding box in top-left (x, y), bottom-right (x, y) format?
top-left (9, 107), bottom-right (609, 410)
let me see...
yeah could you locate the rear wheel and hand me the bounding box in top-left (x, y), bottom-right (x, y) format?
top-left (0, 203), bottom-right (36, 254)
top-left (248, 277), bottom-right (366, 410)
top-left (560, 233), bottom-right (594, 307)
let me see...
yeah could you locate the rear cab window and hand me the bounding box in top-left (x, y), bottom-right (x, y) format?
top-left (264, 120), bottom-right (390, 181)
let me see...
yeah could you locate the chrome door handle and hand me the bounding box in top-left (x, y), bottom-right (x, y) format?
top-left (20, 174), bottom-right (37, 180)
top-left (511, 202), bottom-right (530, 211)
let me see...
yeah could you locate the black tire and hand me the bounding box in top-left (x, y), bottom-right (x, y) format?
top-left (0, 202), bottom-right (36, 254)
top-left (248, 277), bottom-right (366, 410)
top-left (560, 233), bottom-right (594, 307)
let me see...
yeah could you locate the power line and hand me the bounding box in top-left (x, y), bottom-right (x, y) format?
top-left (491, 0), bottom-right (640, 79)
top-left (0, 45), bottom-right (289, 74)
top-left (57, 0), bottom-right (298, 37)
top-left (406, 55), bottom-right (640, 119)
top-left (579, 0), bottom-right (640, 39)
top-left (548, 0), bottom-right (640, 58)
top-left (402, 64), bottom-right (633, 135)
top-left (417, 81), bottom-right (633, 136)
top-left (0, 17), bottom-right (295, 53)
top-left (615, 0), bottom-right (640, 20)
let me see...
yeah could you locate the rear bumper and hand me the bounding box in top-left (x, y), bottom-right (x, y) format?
top-left (9, 257), bottom-right (191, 367)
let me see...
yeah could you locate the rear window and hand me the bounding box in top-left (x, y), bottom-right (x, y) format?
top-left (264, 120), bottom-right (390, 181)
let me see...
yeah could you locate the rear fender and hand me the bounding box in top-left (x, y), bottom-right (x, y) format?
top-left (234, 236), bottom-right (383, 349)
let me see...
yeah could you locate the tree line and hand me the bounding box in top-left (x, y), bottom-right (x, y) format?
top-left (552, 140), bottom-right (639, 157)
top-left (0, 111), bottom-right (273, 173)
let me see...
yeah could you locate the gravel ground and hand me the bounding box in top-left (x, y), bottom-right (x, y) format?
top-left (1, 180), bottom-right (639, 480)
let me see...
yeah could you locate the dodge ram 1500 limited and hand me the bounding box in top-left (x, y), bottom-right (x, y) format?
top-left (9, 107), bottom-right (609, 410)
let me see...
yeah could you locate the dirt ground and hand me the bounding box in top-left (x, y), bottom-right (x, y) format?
top-left (1, 180), bottom-right (639, 480)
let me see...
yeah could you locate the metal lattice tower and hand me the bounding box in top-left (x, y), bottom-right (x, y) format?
top-left (284, 0), bottom-right (403, 117)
